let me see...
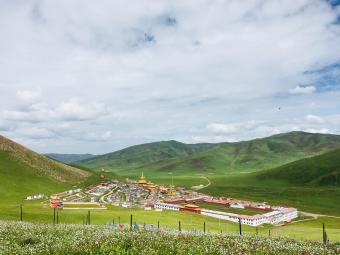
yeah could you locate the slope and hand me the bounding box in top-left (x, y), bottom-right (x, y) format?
top-left (257, 148), bottom-right (340, 186)
top-left (0, 135), bottom-right (92, 204)
top-left (147, 131), bottom-right (340, 174)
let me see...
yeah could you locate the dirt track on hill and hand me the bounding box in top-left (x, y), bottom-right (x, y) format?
top-left (300, 211), bottom-right (340, 219)
top-left (191, 176), bottom-right (211, 190)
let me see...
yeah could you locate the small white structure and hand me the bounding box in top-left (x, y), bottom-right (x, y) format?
top-left (255, 203), bottom-right (271, 210)
top-left (121, 202), bottom-right (130, 208)
top-left (154, 202), bottom-right (181, 211)
top-left (230, 203), bottom-right (244, 209)
top-left (26, 194), bottom-right (45, 200)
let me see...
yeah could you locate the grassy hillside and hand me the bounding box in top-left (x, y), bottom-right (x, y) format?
top-left (0, 135), bottom-right (93, 205)
top-left (80, 140), bottom-right (217, 170)
top-left (81, 132), bottom-right (340, 176)
top-left (197, 149), bottom-right (340, 215)
top-left (44, 153), bottom-right (95, 163)
top-left (257, 148), bottom-right (340, 186)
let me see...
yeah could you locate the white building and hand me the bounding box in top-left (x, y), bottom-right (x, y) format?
top-left (201, 209), bottom-right (266, 226)
top-left (230, 202), bottom-right (245, 209)
top-left (154, 202), bottom-right (181, 211)
top-left (200, 207), bottom-right (298, 226)
top-left (26, 194), bottom-right (45, 200)
top-left (263, 208), bottom-right (298, 224)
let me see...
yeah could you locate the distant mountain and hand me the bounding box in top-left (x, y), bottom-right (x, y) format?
top-left (0, 135), bottom-right (92, 203)
top-left (80, 140), bottom-right (218, 170)
top-left (80, 131), bottom-right (340, 175)
top-left (45, 153), bottom-right (95, 164)
top-left (257, 148), bottom-right (340, 186)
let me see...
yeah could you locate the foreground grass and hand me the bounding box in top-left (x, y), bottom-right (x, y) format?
top-left (0, 221), bottom-right (339, 255)
top-left (1, 201), bottom-right (339, 242)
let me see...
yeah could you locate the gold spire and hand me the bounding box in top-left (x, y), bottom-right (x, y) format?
top-left (138, 172), bottom-right (147, 184)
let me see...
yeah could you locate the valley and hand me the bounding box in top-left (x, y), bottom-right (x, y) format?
top-left (0, 132), bottom-right (340, 242)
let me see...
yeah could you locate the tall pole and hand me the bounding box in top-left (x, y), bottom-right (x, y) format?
top-left (204, 222), bottom-right (206, 233)
top-left (323, 223), bottom-right (326, 244)
top-left (178, 221), bottom-right (181, 232)
top-left (130, 214), bottom-right (133, 231)
top-left (20, 204), bottom-right (23, 221)
top-left (158, 221), bottom-right (160, 231)
top-left (87, 210), bottom-right (91, 225)
top-left (268, 229), bottom-right (271, 238)
top-left (53, 208), bottom-right (56, 224)
top-left (238, 218), bottom-right (242, 236)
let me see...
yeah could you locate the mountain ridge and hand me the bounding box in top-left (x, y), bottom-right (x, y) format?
top-left (79, 131), bottom-right (340, 175)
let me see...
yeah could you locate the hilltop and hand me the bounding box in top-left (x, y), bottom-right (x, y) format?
top-left (0, 135), bottom-right (92, 203)
top-left (80, 131), bottom-right (340, 175)
top-left (257, 147), bottom-right (340, 186)
top-left (80, 140), bottom-right (217, 170)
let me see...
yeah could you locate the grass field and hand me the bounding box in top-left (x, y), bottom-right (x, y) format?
top-left (202, 174), bottom-right (340, 216)
top-left (63, 204), bottom-right (105, 209)
top-left (0, 200), bottom-right (339, 242)
top-left (2, 221), bottom-right (338, 255)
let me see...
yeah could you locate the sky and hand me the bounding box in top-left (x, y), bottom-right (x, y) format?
top-left (0, 0), bottom-right (340, 154)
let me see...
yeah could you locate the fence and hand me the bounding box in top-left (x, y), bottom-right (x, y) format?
top-left (13, 205), bottom-right (331, 244)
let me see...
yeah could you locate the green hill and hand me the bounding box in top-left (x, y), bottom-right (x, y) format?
top-left (80, 140), bottom-right (217, 170)
top-left (0, 135), bottom-right (92, 204)
top-left (81, 131), bottom-right (340, 175)
top-left (257, 148), bottom-right (340, 186)
top-left (44, 153), bottom-right (95, 163)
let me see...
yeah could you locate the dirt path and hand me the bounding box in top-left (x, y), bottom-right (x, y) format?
top-left (99, 186), bottom-right (118, 204)
top-left (191, 176), bottom-right (211, 190)
top-left (300, 211), bottom-right (340, 220)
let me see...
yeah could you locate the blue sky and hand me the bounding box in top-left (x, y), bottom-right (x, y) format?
top-left (0, 0), bottom-right (340, 154)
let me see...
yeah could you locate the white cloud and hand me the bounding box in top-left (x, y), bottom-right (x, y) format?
top-left (0, 120), bottom-right (10, 131)
top-left (0, 0), bottom-right (339, 153)
top-left (16, 90), bottom-right (41, 105)
top-left (54, 98), bottom-right (108, 122)
top-left (305, 128), bottom-right (330, 134)
top-left (80, 131), bottom-right (112, 141)
top-left (190, 135), bottom-right (236, 143)
top-left (206, 123), bottom-right (237, 134)
top-left (2, 109), bottom-right (48, 123)
top-left (289, 86), bottom-right (316, 94)
top-left (15, 126), bottom-right (55, 139)
top-left (305, 114), bottom-right (324, 124)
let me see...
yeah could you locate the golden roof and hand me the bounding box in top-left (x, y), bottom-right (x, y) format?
top-left (138, 172), bottom-right (147, 184)
top-left (184, 204), bottom-right (200, 208)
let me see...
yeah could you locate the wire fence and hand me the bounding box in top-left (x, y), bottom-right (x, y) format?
top-left (8, 205), bottom-right (332, 244)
